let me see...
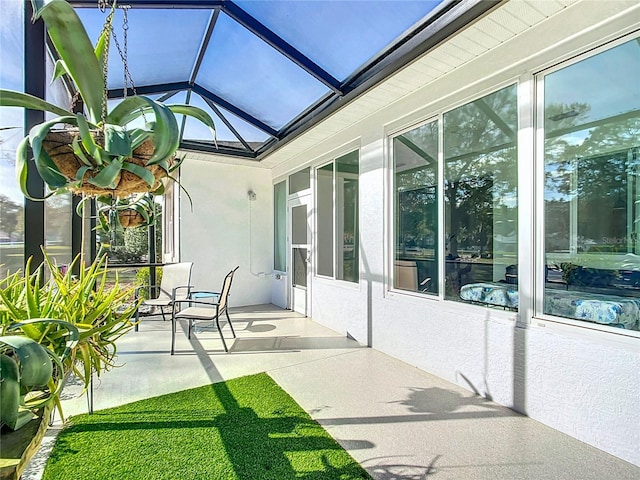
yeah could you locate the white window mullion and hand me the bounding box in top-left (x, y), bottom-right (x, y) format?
top-left (518, 74), bottom-right (535, 325)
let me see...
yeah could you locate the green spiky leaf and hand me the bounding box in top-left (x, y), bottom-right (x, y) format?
top-left (31, 0), bottom-right (107, 123)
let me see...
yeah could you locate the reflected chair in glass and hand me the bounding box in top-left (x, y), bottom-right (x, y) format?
top-left (134, 262), bottom-right (193, 331)
top-left (170, 266), bottom-right (239, 355)
top-left (394, 260), bottom-right (431, 292)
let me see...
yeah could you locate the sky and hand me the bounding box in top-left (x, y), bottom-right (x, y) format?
top-left (0, 0), bottom-right (24, 202)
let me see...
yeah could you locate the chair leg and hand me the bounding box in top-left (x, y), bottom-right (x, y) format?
top-left (160, 307), bottom-right (167, 322)
top-left (188, 319), bottom-right (192, 339)
top-left (225, 309), bottom-right (236, 338)
top-left (134, 308), bottom-right (140, 332)
top-left (215, 316), bottom-right (228, 352)
top-left (171, 315), bottom-right (176, 355)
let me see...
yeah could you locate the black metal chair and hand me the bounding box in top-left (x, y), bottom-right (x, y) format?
top-left (170, 266), bottom-right (239, 354)
top-left (134, 262), bottom-right (193, 331)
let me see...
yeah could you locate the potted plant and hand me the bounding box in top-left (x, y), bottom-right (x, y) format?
top-left (0, 250), bottom-right (137, 478)
top-left (1, 319), bottom-right (79, 429)
top-left (95, 192), bottom-right (158, 232)
top-left (0, 317), bottom-right (81, 479)
top-left (0, 0), bottom-right (216, 200)
top-left (0, 249), bottom-right (138, 398)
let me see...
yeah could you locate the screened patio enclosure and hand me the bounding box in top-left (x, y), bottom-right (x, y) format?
top-left (1, 0), bottom-right (639, 471)
top-left (1, 0), bottom-right (497, 271)
top-left (63, 0), bottom-right (497, 159)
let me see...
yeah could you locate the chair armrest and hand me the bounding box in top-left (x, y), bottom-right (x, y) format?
top-left (172, 299), bottom-right (218, 307)
top-left (170, 285), bottom-right (193, 301)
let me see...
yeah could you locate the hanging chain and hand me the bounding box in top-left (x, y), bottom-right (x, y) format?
top-left (96, 1), bottom-right (147, 129)
top-left (111, 6), bottom-right (137, 99)
top-left (110, 6), bottom-right (147, 122)
top-left (122, 6), bottom-right (128, 98)
top-left (100, 7), bottom-right (114, 133)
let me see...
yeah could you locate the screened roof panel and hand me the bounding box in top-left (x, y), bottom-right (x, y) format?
top-left (60, 0), bottom-right (495, 160)
top-left (77, 8), bottom-right (210, 91)
top-left (214, 105), bottom-right (273, 144)
top-left (196, 12), bottom-right (331, 130)
top-left (181, 92), bottom-right (269, 145)
top-left (235, 0), bottom-right (446, 81)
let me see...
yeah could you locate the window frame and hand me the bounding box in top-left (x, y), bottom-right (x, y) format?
top-left (389, 116), bottom-right (441, 298)
top-left (534, 32), bottom-right (640, 337)
top-left (388, 81), bottom-right (520, 310)
top-left (313, 149), bottom-right (360, 284)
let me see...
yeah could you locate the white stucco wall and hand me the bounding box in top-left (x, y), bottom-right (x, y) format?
top-left (180, 158), bottom-right (273, 306)
top-left (268, 0), bottom-right (640, 466)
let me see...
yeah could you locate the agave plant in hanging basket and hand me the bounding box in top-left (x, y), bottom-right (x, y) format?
top-left (94, 192), bottom-right (158, 232)
top-left (0, 0), bottom-right (215, 199)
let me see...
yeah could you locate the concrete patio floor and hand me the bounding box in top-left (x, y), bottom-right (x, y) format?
top-left (25, 304), bottom-right (639, 479)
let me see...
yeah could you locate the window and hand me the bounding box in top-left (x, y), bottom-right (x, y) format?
top-left (317, 163), bottom-right (334, 277)
top-left (393, 120), bottom-right (439, 294)
top-left (391, 85), bottom-right (518, 307)
top-left (444, 84), bottom-right (518, 305)
top-left (540, 38), bottom-right (640, 331)
top-left (44, 46), bottom-right (73, 268)
top-left (0, 0), bottom-right (24, 277)
top-left (315, 150), bottom-right (359, 283)
top-left (274, 181), bottom-right (286, 271)
top-left (289, 167), bottom-right (310, 194)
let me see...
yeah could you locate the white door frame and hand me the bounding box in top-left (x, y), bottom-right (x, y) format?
top-left (288, 193), bottom-right (312, 316)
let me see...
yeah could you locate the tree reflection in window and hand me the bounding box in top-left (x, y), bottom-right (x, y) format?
top-left (543, 38), bottom-right (640, 327)
top-left (443, 84), bottom-right (518, 301)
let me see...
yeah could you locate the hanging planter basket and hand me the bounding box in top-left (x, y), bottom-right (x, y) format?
top-left (117, 208), bottom-right (146, 228)
top-left (0, 0), bottom-right (216, 203)
top-left (43, 129), bottom-right (171, 198)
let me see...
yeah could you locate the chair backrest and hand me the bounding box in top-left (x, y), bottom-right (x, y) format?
top-left (157, 262), bottom-right (193, 301)
top-left (217, 266), bottom-right (239, 311)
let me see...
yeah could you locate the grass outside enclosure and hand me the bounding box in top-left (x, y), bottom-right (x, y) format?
top-left (103, 267), bottom-right (140, 302)
top-left (42, 373), bottom-right (371, 480)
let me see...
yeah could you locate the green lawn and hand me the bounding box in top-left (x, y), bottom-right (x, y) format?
top-left (43, 373), bottom-right (371, 480)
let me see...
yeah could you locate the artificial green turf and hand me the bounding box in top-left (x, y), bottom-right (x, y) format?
top-left (42, 373), bottom-right (371, 480)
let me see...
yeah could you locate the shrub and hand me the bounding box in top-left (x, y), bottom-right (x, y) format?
top-left (135, 267), bottom-right (163, 300)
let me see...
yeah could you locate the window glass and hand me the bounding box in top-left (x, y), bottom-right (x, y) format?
top-left (182, 92), bottom-right (271, 145)
top-left (0, 0), bottom-right (25, 277)
top-left (291, 204), bottom-right (308, 245)
top-left (44, 49), bottom-right (73, 268)
top-left (394, 121), bottom-right (439, 294)
top-left (289, 167), bottom-right (310, 194)
top-left (274, 181), bottom-right (286, 271)
top-left (317, 163), bottom-right (334, 277)
top-left (77, 8), bottom-right (208, 91)
top-left (315, 151), bottom-right (359, 283)
top-left (542, 39), bottom-right (640, 331)
top-left (444, 85), bottom-right (518, 306)
top-left (336, 151), bottom-right (359, 282)
top-left (293, 247), bottom-right (307, 287)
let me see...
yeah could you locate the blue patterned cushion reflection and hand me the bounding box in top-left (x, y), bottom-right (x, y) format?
top-left (545, 290), bottom-right (640, 330)
top-left (460, 283), bottom-right (518, 309)
top-left (574, 299), bottom-right (638, 329)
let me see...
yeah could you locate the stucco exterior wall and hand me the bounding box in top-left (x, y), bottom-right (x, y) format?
top-left (268, 0), bottom-right (640, 466)
top-left (180, 159), bottom-right (273, 306)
